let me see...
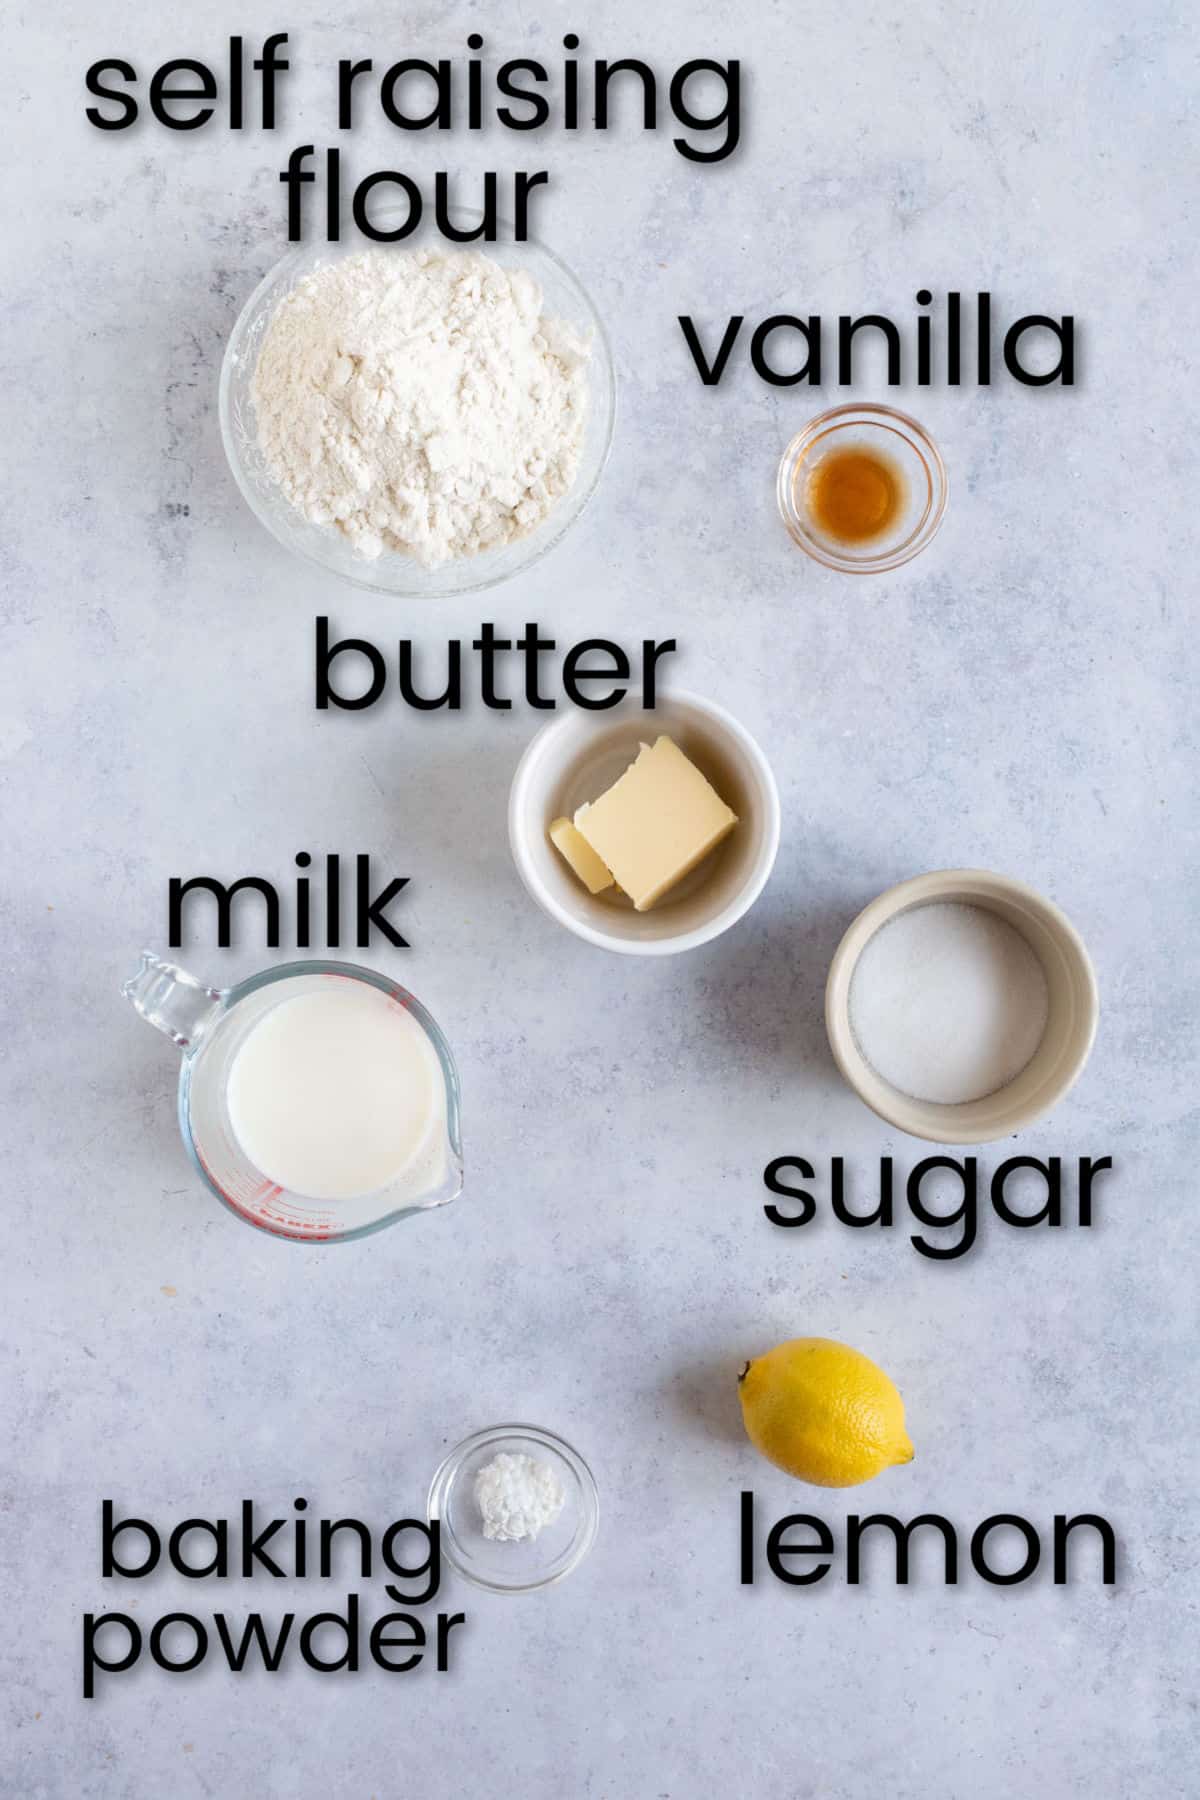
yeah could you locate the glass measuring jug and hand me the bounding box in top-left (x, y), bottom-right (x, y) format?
top-left (124, 953), bottom-right (463, 1243)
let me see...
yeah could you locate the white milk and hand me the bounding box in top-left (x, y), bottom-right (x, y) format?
top-left (226, 983), bottom-right (444, 1201)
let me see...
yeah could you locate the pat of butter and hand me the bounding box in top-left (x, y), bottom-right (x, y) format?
top-left (548, 817), bottom-right (615, 894)
top-left (574, 736), bottom-right (738, 911)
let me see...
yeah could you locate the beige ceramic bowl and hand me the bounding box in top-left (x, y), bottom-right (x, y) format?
top-left (825, 870), bottom-right (1098, 1143)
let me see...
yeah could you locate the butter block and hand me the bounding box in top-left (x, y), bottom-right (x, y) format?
top-left (574, 736), bottom-right (738, 911)
top-left (549, 816), bottom-right (615, 894)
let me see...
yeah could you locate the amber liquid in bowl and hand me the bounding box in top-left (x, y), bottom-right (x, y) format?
top-left (804, 445), bottom-right (906, 544)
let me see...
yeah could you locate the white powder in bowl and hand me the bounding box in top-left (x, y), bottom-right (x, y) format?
top-left (474, 1451), bottom-right (566, 1543)
top-left (848, 901), bottom-right (1049, 1105)
top-left (251, 247), bottom-right (591, 567)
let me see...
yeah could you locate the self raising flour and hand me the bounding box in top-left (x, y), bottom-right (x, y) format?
top-left (848, 902), bottom-right (1049, 1105)
top-left (474, 1453), bottom-right (565, 1543)
top-left (251, 248), bottom-right (590, 566)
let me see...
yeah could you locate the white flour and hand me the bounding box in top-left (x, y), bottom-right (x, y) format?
top-left (252, 248), bottom-right (591, 566)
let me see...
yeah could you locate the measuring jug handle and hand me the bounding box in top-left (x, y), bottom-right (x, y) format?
top-left (122, 951), bottom-right (225, 1051)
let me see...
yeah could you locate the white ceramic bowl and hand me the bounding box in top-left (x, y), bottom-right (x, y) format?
top-left (825, 869), bottom-right (1099, 1143)
top-left (508, 692), bottom-right (781, 955)
top-left (218, 212), bottom-right (616, 597)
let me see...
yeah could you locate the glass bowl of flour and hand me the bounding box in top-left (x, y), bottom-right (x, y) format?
top-left (220, 213), bottom-right (616, 596)
top-left (428, 1423), bottom-right (599, 1593)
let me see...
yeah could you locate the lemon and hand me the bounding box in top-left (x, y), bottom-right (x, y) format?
top-left (738, 1336), bottom-right (914, 1487)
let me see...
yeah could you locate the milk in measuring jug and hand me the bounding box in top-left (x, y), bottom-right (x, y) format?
top-left (226, 982), bottom-right (444, 1201)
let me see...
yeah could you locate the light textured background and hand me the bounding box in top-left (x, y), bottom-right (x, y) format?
top-left (3, 2), bottom-right (1197, 1795)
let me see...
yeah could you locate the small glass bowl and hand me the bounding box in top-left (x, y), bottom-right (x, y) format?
top-left (219, 212), bottom-right (616, 597)
top-left (428, 1424), bottom-right (599, 1594)
top-left (777, 403), bottom-right (948, 573)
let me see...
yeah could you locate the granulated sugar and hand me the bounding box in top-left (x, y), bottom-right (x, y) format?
top-left (848, 902), bottom-right (1049, 1104)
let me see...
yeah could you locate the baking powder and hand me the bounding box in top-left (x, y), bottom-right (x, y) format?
top-left (474, 1452), bottom-right (566, 1542)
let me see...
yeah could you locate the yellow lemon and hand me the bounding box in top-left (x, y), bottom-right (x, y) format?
top-left (738, 1336), bottom-right (914, 1487)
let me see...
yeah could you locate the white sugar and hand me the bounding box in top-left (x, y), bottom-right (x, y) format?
top-left (848, 902), bottom-right (1049, 1105)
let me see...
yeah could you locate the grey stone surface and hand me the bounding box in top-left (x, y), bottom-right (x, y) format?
top-left (3, 2), bottom-right (1197, 1795)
